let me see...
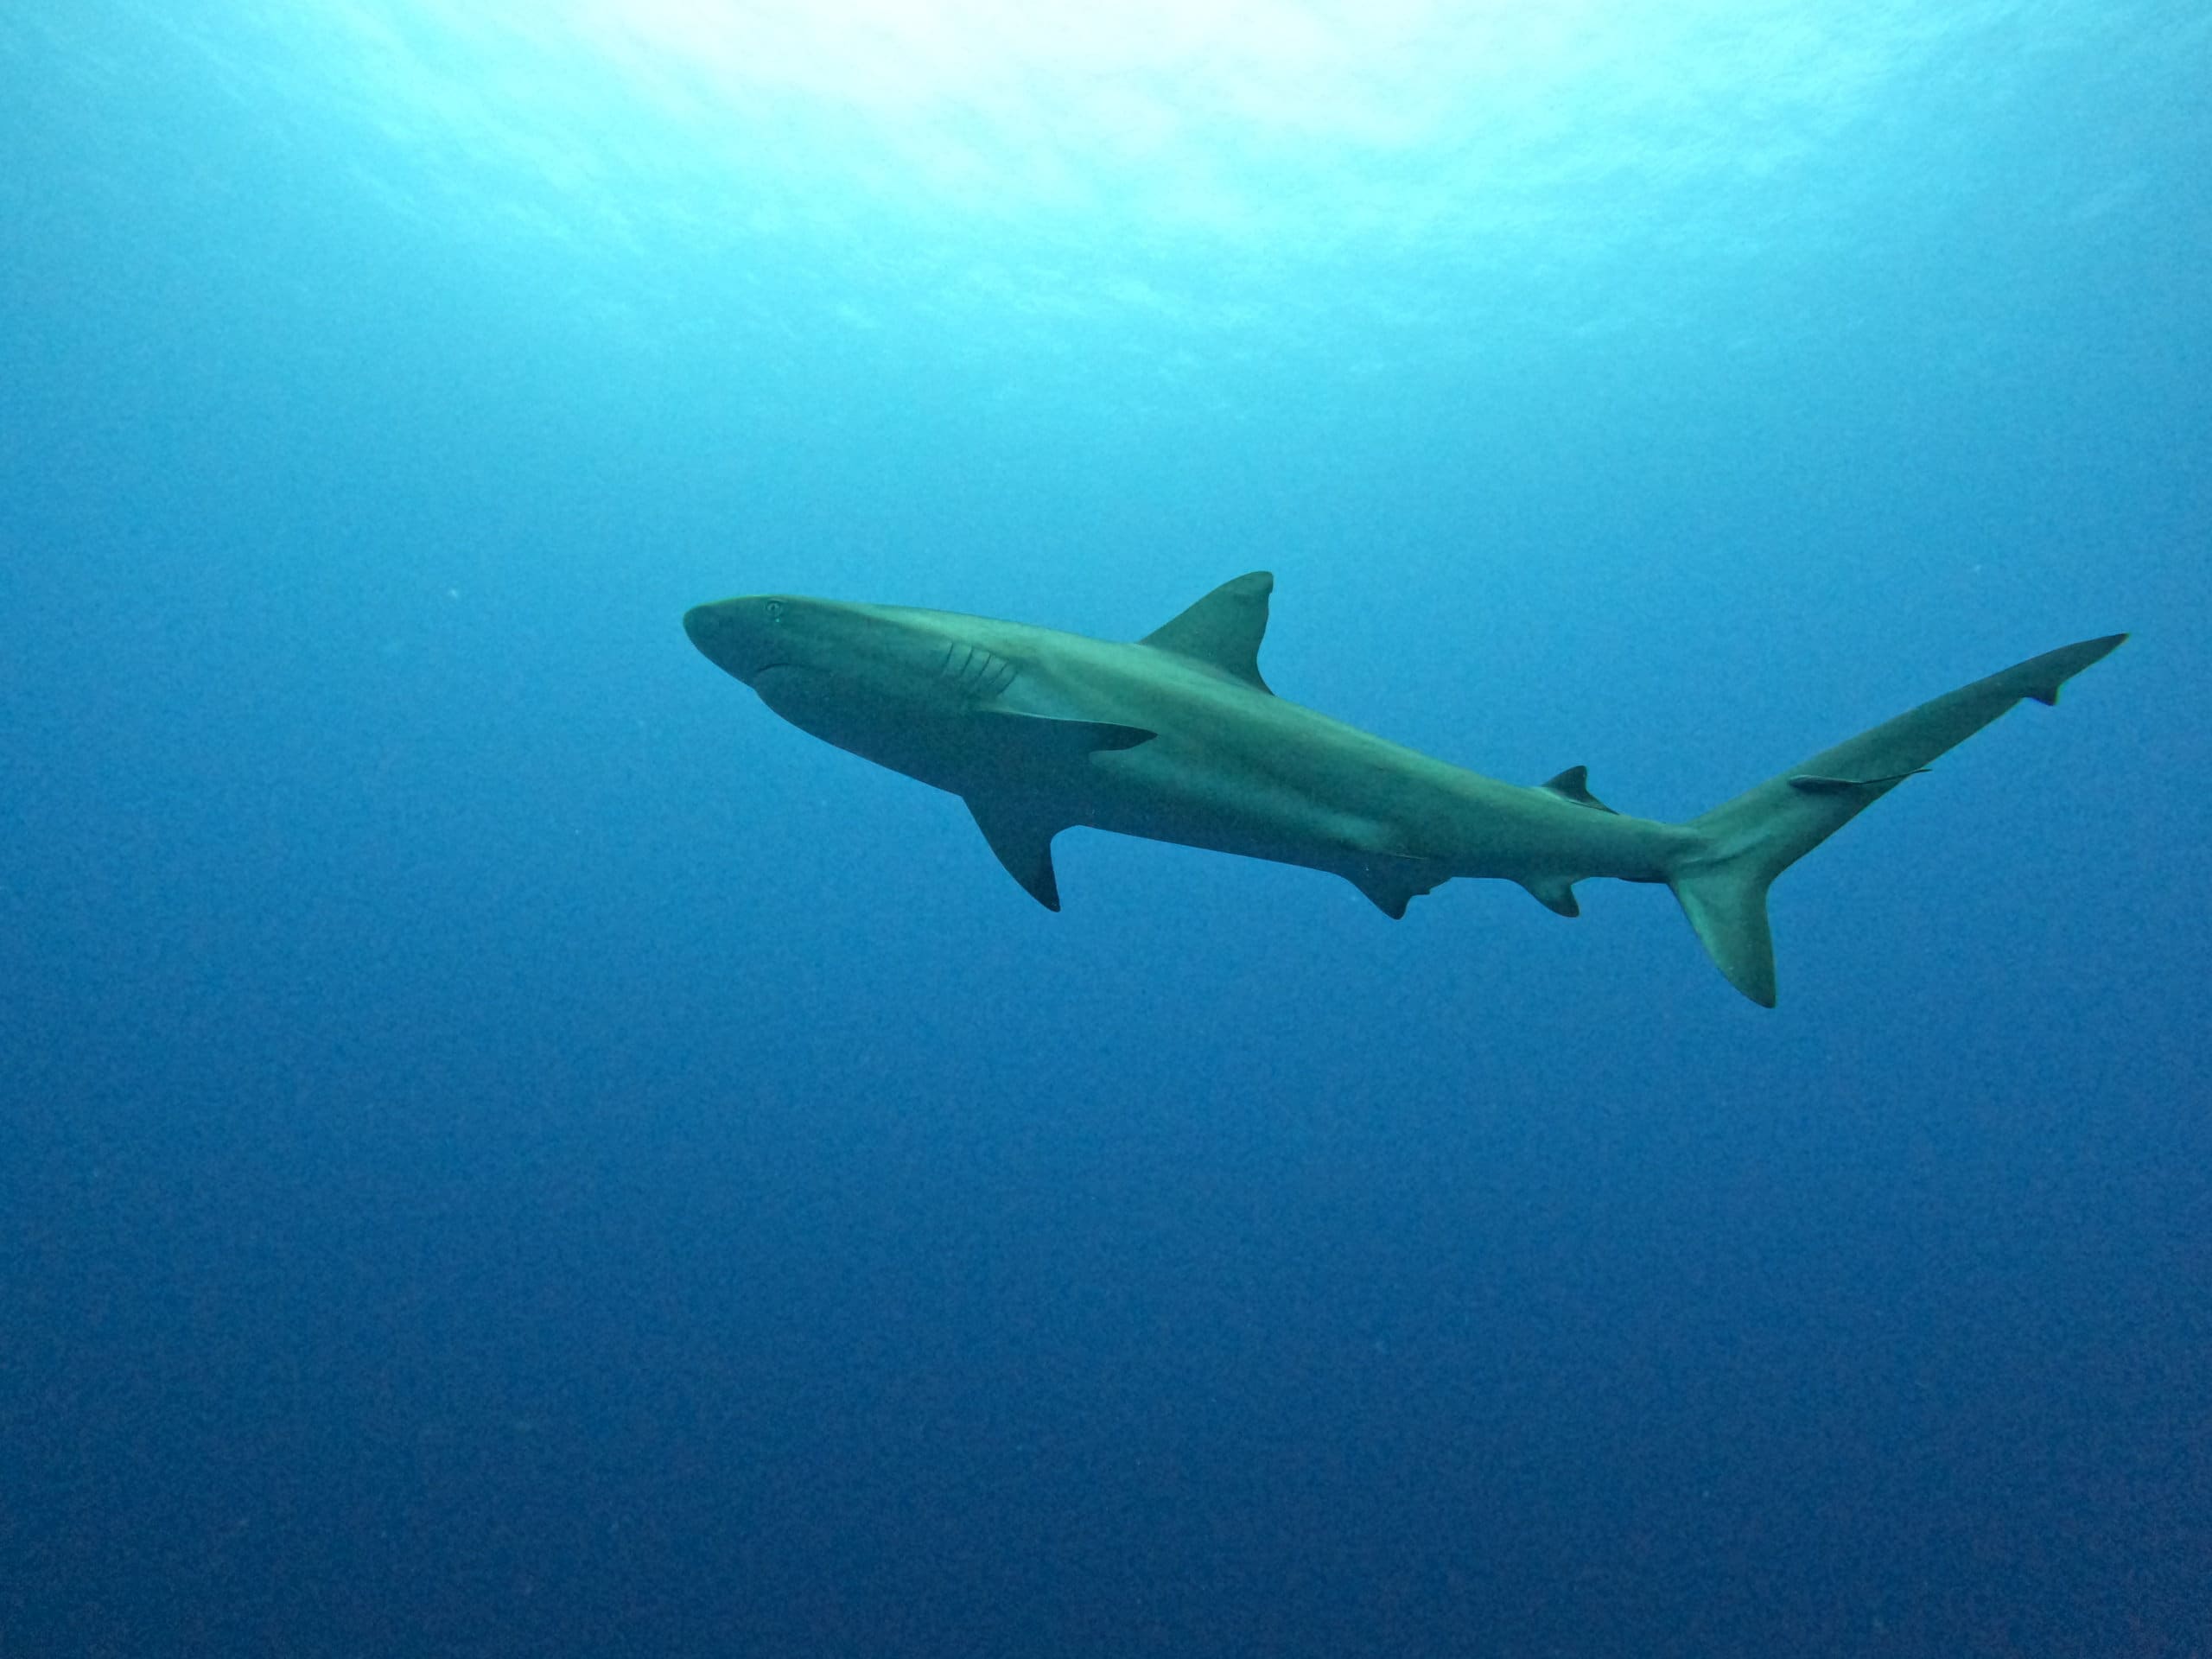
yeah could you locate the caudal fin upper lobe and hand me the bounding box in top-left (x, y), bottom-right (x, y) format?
top-left (1667, 633), bottom-right (2127, 1006)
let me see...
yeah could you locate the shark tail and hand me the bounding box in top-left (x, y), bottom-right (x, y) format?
top-left (1665, 633), bottom-right (2127, 1006)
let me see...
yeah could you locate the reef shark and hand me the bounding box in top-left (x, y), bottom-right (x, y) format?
top-left (683, 573), bottom-right (2124, 1005)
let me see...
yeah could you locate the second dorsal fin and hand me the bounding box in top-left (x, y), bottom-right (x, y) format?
top-left (1141, 572), bottom-right (1274, 693)
top-left (1541, 765), bottom-right (1618, 814)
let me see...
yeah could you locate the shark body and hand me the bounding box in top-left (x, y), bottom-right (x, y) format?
top-left (683, 573), bottom-right (2124, 1005)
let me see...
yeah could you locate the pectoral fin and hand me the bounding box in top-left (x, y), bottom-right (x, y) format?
top-left (958, 715), bottom-right (1153, 911)
top-left (965, 794), bottom-right (1069, 911)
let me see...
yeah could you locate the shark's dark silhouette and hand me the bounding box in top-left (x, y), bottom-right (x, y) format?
top-left (686, 572), bottom-right (2124, 1005)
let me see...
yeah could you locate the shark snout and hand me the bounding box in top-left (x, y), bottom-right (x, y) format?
top-left (681, 602), bottom-right (721, 652)
top-left (684, 600), bottom-right (771, 684)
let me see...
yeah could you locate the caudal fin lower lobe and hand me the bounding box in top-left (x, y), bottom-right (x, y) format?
top-left (1667, 633), bottom-right (2127, 1006)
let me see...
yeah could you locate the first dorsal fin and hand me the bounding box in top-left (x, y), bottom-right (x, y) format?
top-left (1141, 572), bottom-right (1274, 694)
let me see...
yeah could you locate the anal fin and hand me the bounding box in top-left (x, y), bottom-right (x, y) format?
top-left (1521, 876), bottom-right (1581, 918)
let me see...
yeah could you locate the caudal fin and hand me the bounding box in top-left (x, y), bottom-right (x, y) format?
top-left (1668, 632), bottom-right (2128, 1006)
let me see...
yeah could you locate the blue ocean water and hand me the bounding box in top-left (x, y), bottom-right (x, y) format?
top-left (3, 2), bottom-right (2209, 1654)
